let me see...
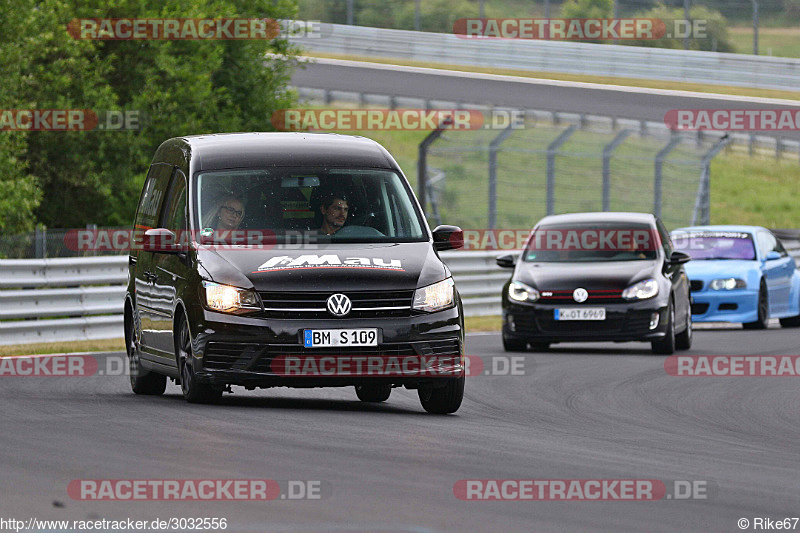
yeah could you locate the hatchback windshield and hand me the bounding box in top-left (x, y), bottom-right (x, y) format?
top-left (194, 168), bottom-right (426, 243)
top-left (671, 231), bottom-right (756, 260)
top-left (523, 222), bottom-right (659, 262)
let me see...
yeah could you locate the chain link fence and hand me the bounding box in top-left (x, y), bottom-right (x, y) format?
top-left (0, 226), bottom-right (129, 259)
top-left (422, 110), bottom-right (724, 231)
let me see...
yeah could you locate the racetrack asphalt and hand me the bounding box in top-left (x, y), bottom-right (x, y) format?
top-left (290, 59), bottom-right (800, 143)
top-left (1, 326), bottom-right (798, 532)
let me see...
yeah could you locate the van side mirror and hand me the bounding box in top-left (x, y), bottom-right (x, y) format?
top-left (432, 225), bottom-right (463, 251)
top-left (765, 250), bottom-right (781, 261)
top-left (143, 228), bottom-right (183, 254)
top-left (496, 254), bottom-right (518, 268)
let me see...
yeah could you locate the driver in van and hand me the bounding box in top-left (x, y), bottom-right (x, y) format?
top-left (319, 191), bottom-right (349, 235)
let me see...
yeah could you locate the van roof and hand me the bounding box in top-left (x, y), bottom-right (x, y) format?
top-left (158, 132), bottom-right (399, 171)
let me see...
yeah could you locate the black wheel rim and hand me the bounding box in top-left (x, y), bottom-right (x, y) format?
top-left (179, 322), bottom-right (191, 396)
top-left (127, 322), bottom-right (138, 387)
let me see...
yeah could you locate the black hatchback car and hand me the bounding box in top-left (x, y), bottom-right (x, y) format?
top-left (497, 212), bottom-right (692, 354)
top-left (124, 132), bottom-right (465, 413)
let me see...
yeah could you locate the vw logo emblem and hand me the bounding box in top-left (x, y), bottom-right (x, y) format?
top-left (573, 288), bottom-right (588, 303)
top-left (326, 293), bottom-right (352, 317)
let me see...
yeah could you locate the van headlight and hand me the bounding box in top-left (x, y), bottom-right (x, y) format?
top-left (413, 278), bottom-right (455, 313)
top-left (709, 278), bottom-right (746, 290)
top-left (508, 281), bottom-right (540, 303)
top-left (202, 281), bottom-right (261, 313)
top-left (622, 279), bottom-right (659, 300)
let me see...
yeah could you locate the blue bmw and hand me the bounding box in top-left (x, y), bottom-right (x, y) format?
top-left (670, 225), bottom-right (800, 328)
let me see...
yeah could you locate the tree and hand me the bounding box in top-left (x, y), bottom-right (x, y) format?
top-left (561, 0), bottom-right (613, 20)
top-left (3, 0), bottom-right (300, 230)
top-left (627, 3), bottom-right (734, 53)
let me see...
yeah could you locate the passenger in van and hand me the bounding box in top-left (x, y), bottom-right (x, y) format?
top-left (203, 193), bottom-right (245, 230)
top-left (319, 191), bottom-right (349, 235)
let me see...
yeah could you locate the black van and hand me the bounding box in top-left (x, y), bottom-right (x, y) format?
top-left (124, 133), bottom-right (465, 413)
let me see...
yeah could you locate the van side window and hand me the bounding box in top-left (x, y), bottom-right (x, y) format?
top-left (134, 163), bottom-right (172, 230)
top-left (161, 169), bottom-right (188, 232)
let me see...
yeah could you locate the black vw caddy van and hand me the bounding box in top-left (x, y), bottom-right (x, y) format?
top-left (124, 133), bottom-right (465, 413)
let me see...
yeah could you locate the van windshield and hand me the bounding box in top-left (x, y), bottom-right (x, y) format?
top-left (193, 168), bottom-right (427, 244)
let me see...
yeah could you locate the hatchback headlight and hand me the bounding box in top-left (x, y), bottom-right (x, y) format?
top-left (413, 278), bottom-right (455, 313)
top-left (622, 279), bottom-right (659, 300)
top-left (709, 278), bottom-right (746, 290)
top-left (202, 281), bottom-right (261, 313)
top-left (508, 281), bottom-right (540, 303)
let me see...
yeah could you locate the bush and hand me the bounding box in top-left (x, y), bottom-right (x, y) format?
top-left (627, 3), bottom-right (734, 53)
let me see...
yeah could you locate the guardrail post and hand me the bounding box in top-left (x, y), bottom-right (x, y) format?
top-left (546, 125), bottom-right (577, 216)
top-left (488, 124), bottom-right (516, 229)
top-left (602, 129), bottom-right (632, 212)
top-left (654, 135), bottom-right (682, 218)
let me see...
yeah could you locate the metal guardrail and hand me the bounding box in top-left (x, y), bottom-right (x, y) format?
top-left (292, 23), bottom-right (800, 92)
top-left (2, 242), bottom-right (799, 346)
top-left (0, 256), bottom-right (127, 346)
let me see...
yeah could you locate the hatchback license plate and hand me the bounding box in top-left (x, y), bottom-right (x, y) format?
top-left (554, 308), bottom-right (606, 321)
top-left (303, 329), bottom-right (378, 348)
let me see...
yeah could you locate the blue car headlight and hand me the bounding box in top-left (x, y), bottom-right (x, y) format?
top-left (709, 278), bottom-right (746, 290)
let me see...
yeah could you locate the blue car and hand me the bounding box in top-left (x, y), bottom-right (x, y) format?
top-left (670, 225), bottom-right (800, 328)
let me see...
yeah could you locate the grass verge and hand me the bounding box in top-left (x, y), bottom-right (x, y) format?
top-left (465, 315), bottom-right (502, 332)
top-left (0, 338), bottom-right (125, 357)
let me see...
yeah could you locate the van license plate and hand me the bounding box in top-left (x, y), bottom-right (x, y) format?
top-left (554, 308), bottom-right (606, 321)
top-left (303, 329), bottom-right (378, 348)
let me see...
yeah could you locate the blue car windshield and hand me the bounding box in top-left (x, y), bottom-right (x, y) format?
top-left (672, 231), bottom-right (756, 260)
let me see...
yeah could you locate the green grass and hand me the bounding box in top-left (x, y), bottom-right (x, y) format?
top-left (292, 102), bottom-right (800, 228)
top-left (465, 315), bottom-right (502, 332)
top-left (729, 27), bottom-right (800, 58)
top-left (0, 338), bottom-right (124, 357)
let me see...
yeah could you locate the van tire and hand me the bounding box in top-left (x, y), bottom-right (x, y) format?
top-left (418, 376), bottom-right (464, 414)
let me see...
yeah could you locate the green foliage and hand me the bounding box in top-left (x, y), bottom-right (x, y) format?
top-left (560, 0), bottom-right (612, 20)
top-left (1, 0), bottom-right (299, 231)
top-left (627, 3), bottom-right (734, 53)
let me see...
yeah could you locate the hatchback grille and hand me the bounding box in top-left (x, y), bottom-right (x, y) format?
top-left (690, 280), bottom-right (703, 292)
top-left (537, 289), bottom-right (626, 305)
top-left (259, 290), bottom-right (414, 319)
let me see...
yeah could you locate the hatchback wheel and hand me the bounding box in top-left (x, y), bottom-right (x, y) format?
top-left (675, 305), bottom-right (692, 350)
top-left (652, 302), bottom-right (676, 355)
